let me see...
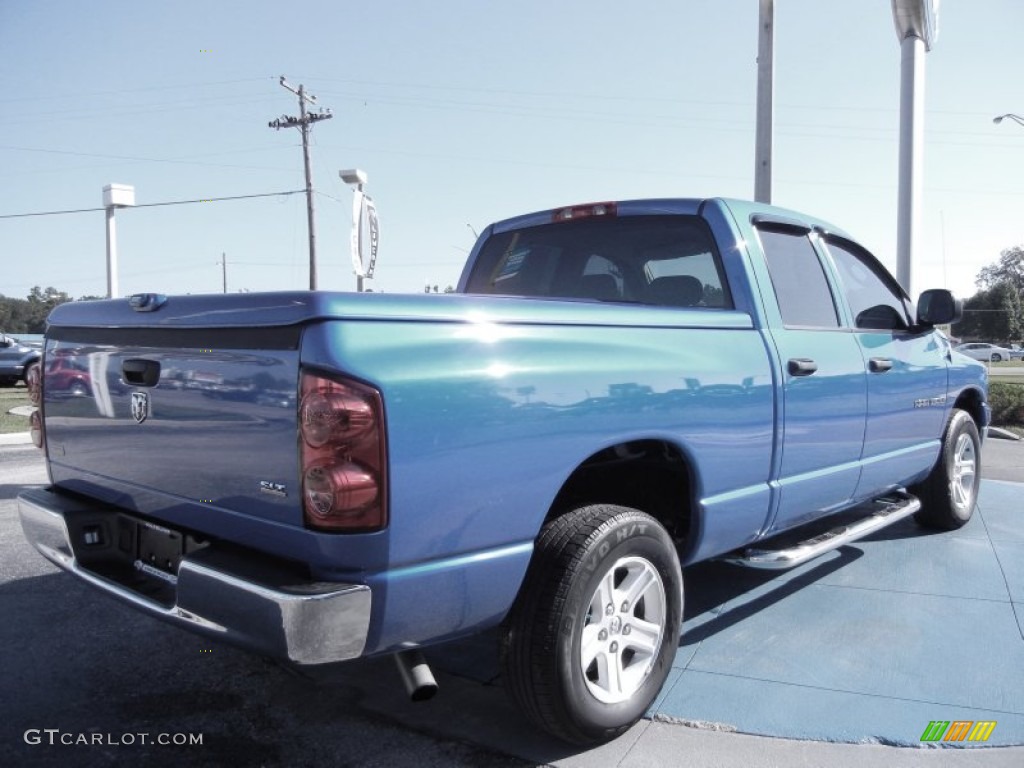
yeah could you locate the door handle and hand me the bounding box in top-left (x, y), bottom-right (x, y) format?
top-left (869, 357), bottom-right (893, 373)
top-left (787, 358), bottom-right (818, 377)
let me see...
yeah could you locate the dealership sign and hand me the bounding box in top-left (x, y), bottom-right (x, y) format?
top-left (350, 190), bottom-right (379, 279)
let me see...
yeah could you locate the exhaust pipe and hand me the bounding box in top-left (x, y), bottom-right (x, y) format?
top-left (394, 649), bottom-right (438, 702)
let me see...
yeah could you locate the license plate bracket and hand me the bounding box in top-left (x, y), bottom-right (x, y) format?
top-left (136, 521), bottom-right (185, 575)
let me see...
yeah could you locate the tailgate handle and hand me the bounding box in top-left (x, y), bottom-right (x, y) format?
top-left (122, 359), bottom-right (161, 387)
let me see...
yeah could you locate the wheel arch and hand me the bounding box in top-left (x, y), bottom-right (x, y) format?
top-left (952, 387), bottom-right (987, 432)
top-left (543, 438), bottom-right (699, 551)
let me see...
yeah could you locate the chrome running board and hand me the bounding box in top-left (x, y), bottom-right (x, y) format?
top-left (725, 491), bottom-right (921, 570)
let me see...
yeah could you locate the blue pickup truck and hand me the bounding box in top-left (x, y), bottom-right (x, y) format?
top-left (18, 198), bottom-right (988, 744)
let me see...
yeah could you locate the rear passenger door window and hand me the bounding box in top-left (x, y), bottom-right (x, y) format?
top-left (758, 227), bottom-right (839, 328)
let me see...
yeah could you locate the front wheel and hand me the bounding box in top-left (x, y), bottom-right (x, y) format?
top-left (912, 409), bottom-right (981, 530)
top-left (991, 353), bottom-right (1003, 363)
top-left (501, 505), bottom-right (683, 745)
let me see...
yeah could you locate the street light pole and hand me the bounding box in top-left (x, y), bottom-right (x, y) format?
top-left (753, 0), bottom-right (774, 204)
top-left (994, 113), bottom-right (1024, 128)
top-left (891, 0), bottom-right (939, 298)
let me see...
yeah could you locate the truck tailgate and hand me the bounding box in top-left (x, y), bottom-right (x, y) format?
top-left (43, 316), bottom-right (303, 530)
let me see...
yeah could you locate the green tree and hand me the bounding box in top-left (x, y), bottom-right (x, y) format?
top-left (24, 286), bottom-right (73, 333)
top-left (0, 296), bottom-right (31, 333)
top-left (977, 246), bottom-right (1024, 294)
top-left (954, 281), bottom-right (1023, 343)
top-left (954, 246), bottom-right (1024, 343)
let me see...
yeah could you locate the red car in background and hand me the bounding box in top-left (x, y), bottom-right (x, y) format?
top-left (45, 355), bottom-right (91, 396)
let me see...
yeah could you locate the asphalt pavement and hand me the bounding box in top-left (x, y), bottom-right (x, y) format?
top-left (1, 438), bottom-right (1022, 767)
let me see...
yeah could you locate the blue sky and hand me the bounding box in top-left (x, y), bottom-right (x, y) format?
top-left (1, 0), bottom-right (1022, 301)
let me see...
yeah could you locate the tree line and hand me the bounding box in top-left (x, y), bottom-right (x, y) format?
top-left (0, 287), bottom-right (102, 334)
top-left (951, 246), bottom-right (1024, 343)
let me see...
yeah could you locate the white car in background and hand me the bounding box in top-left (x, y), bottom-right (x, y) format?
top-left (955, 342), bottom-right (1013, 362)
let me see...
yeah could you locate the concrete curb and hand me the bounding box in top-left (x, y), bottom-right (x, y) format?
top-left (0, 431), bottom-right (32, 445)
top-left (989, 426), bottom-right (1022, 441)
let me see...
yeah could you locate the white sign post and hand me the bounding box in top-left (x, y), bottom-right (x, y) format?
top-left (341, 169), bottom-right (377, 292)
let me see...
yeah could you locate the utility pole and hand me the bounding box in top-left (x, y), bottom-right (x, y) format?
top-left (220, 252), bottom-right (227, 294)
top-left (269, 76), bottom-right (333, 290)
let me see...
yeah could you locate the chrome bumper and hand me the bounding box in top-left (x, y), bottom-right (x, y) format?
top-left (17, 488), bottom-right (371, 665)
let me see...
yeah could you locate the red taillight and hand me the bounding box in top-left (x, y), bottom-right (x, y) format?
top-left (29, 408), bottom-right (44, 450)
top-left (299, 371), bottom-right (387, 532)
top-left (551, 202), bottom-right (617, 222)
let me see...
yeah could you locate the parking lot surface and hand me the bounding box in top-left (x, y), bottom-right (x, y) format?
top-left (2, 439), bottom-right (1022, 766)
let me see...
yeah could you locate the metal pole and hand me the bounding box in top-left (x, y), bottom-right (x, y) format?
top-left (222, 252), bottom-right (227, 294)
top-left (356, 180), bottom-right (364, 293)
top-left (298, 85), bottom-right (318, 291)
top-left (896, 34), bottom-right (925, 296)
top-left (754, 0), bottom-right (774, 204)
top-left (105, 207), bottom-right (118, 299)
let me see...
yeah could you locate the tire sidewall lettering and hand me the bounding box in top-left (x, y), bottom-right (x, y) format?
top-left (558, 515), bottom-right (681, 730)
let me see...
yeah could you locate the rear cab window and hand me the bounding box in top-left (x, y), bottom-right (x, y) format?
top-left (465, 214), bottom-right (733, 309)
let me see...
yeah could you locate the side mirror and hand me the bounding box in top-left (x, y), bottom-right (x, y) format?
top-left (917, 289), bottom-right (962, 326)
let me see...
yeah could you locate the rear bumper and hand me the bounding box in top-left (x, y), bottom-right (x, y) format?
top-left (17, 487), bottom-right (371, 665)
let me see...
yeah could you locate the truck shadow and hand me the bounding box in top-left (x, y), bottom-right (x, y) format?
top-left (681, 547), bottom-right (863, 645)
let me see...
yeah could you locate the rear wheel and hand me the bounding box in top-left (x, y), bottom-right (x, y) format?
top-left (912, 409), bottom-right (981, 530)
top-left (991, 353), bottom-right (1003, 362)
top-left (501, 505), bottom-right (682, 745)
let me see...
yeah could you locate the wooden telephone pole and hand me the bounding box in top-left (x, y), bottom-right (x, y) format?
top-left (268, 76), bottom-right (333, 290)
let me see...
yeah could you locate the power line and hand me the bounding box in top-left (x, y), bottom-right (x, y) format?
top-left (0, 77), bottom-right (274, 105)
top-left (0, 144), bottom-right (298, 172)
top-left (0, 190), bottom-right (305, 219)
top-left (304, 75), bottom-right (1001, 118)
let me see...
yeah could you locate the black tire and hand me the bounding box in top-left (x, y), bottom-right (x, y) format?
top-left (912, 409), bottom-right (981, 530)
top-left (991, 353), bottom-right (1003, 363)
top-left (501, 505), bottom-right (683, 745)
